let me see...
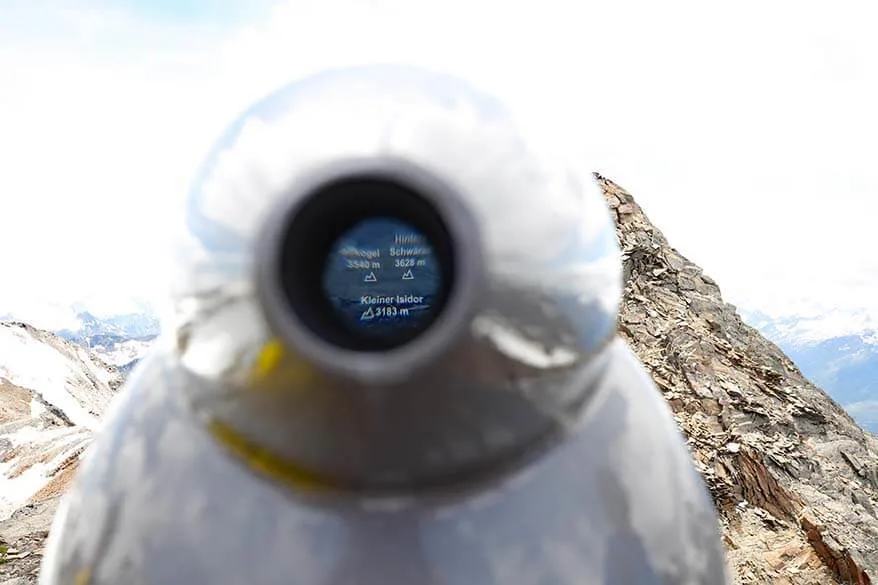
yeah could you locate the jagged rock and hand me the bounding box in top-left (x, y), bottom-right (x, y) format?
top-left (597, 172), bottom-right (878, 585)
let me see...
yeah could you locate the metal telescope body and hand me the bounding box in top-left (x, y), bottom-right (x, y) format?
top-left (37, 65), bottom-right (729, 585)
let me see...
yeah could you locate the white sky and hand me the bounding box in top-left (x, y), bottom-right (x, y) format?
top-left (0, 0), bottom-right (876, 339)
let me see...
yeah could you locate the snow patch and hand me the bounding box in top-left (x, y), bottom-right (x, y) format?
top-left (0, 460), bottom-right (51, 520)
top-left (90, 338), bottom-right (154, 368)
top-left (0, 322), bottom-right (119, 521)
top-left (73, 344), bottom-right (121, 388)
top-left (0, 324), bottom-right (119, 432)
top-left (29, 397), bottom-right (46, 418)
top-left (0, 422), bottom-right (92, 520)
top-left (0, 327), bottom-right (100, 429)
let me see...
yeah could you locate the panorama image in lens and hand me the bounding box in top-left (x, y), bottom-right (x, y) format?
top-left (322, 217), bottom-right (442, 344)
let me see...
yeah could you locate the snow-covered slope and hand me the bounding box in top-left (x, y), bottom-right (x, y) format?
top-left (1, 300), bottom-right (161, 373)
top-left (0, 322), bottom-right (123, 520)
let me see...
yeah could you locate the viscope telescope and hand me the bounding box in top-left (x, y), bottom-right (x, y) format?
top-left (37, 65), bottom-right (730, 585)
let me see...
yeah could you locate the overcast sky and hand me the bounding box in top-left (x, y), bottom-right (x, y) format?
top-left (0, 0), bottom-right (876, 338)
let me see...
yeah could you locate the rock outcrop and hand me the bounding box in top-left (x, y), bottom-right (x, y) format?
top-left (598, 172), bottom-right (878, 584)
top-left (0, 322), bottom-right (123, 584)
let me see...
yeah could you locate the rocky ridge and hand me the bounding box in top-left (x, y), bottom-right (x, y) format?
top-left (0, 322), bottom-right (123, 584)
top-left (599, 172), bottom-right (878, 585)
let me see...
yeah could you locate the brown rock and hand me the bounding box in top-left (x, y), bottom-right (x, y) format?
top-left (597, 174), bottom-right (878, 585)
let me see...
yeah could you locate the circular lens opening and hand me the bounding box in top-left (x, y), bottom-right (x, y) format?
top-left (322, 217), bottom-right (443, 347)
top-left (277, 175), bottom-right (455, 351)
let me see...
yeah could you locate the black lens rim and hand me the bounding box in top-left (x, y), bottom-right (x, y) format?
top-left (276, 175), bottom-right (456, 352)
top-left (254, 157), bottom-right (485, 385)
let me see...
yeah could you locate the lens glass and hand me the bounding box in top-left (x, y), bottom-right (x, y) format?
top-left (322, 217), bottom-right (442, 344)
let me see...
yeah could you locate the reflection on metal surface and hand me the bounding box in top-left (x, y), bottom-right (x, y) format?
top-left (163, 63), bottom-right (623, 492)
top-left (36, 65), bottom-right (729, 585)
top-left (471, 315), bottom-right (578, 369)
top-left (37, 342), bottom-right (728, 585)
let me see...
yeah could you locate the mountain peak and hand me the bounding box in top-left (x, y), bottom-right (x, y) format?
top-left (600, 174), bottom-right (878, 584)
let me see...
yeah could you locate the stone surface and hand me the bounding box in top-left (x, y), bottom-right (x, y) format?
top-left (597, 172), bottom-right (878, 585)
top-left (0, 497), bottom-right (61, 584)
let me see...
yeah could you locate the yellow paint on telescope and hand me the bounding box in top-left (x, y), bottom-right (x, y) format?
top-left (249, 338), bottom-right (319, 390)
top-left (207, 418), bottom-right (333, 494)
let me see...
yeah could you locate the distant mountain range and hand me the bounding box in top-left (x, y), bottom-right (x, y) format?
top-left (54, 311), bottom-right (160, 372)
top-left (57, 310), bottom-right (159, 343)
top-left (0, 306), bottom-right (160, 374)
top-left (745, 310), bottom-right (878, 434)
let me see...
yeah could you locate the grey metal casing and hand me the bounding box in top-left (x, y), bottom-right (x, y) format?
top-left (37, 64), bottom-right (730, 584)
top-left (38, 340), bottom-right (728, 585)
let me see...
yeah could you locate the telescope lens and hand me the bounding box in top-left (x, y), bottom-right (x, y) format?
top-left (273, 173), bottom-right (456, 352)
top-left (322, 217), bottom-right (442, 344)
